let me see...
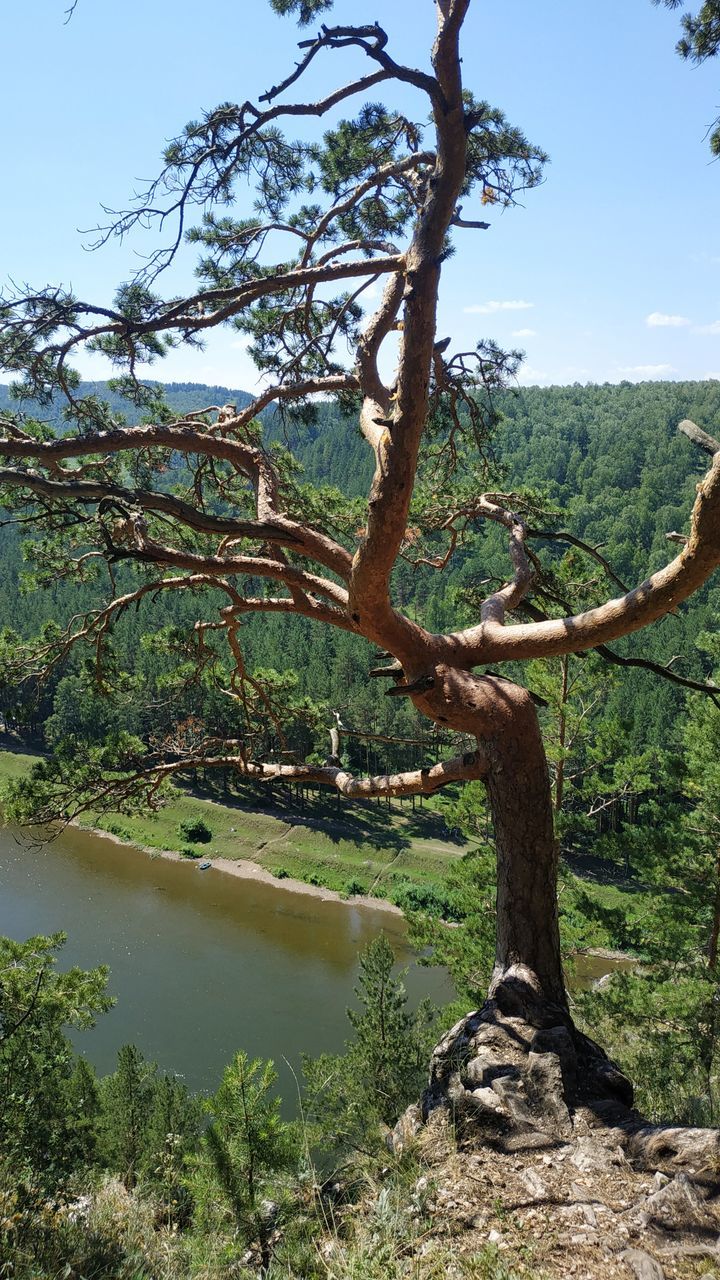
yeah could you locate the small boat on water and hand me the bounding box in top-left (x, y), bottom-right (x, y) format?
top-left (198, 860), bottom-right (212, 871)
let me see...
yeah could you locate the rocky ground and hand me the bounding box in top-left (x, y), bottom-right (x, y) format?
top-left (388, 1107), bottom-right (720, 1279)
top-left (383, 996), bottom-right (720, 1280)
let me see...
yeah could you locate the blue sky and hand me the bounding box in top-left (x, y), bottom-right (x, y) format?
top-left (2, 0), bottom-right (719, 391)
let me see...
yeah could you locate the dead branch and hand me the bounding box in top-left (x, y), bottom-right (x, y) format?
top-left (679, 417), bottom-right (720, 456)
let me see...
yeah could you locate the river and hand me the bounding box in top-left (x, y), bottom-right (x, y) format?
top-left (0, 822), bottom-right (455, 1094)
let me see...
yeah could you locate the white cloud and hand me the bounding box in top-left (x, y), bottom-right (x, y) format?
top-left (694, 320), bottom-right (720, 335)
top-left (645, 312), bottom-right (690, 328)
top-left (511, 327), bottom-right (536, 338)
top-left (517, 365), bottom-right (550, 384)
top-left (464, 299), bottom-right (534, 315)
top-left (617, 363), bottom-right (676, 379)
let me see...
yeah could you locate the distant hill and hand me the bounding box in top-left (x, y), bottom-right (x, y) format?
top-left (0, 380), bottom-right (256, 428)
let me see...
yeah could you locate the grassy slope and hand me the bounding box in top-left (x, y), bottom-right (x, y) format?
top-left (0, 750), bottom-right (648, 953)
top-left (0, 749), bottom-right (464, 899)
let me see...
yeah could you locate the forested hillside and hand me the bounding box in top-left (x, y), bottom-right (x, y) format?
top-left (1, 377), bottom-right (718, 762)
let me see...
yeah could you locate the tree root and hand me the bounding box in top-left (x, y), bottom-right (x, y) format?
top-left (394, 976), bottom-right (720, 1183)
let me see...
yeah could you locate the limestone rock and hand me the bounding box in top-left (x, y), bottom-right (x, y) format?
top-left (520, 1167), bottom-right (547, 1199)
top-left (526, 1049), bottom-right (573, 1135)
top-left (530, 1024), bottom-right (578, 1101)
top-left (391, 1102), bottom-right (423, 1154)
top-left (640, 1172), bottom-right (714, 1232)
top-left (621, 1248), bottom-right (666, 1280)
top-left (571, 1136), bottom-right (627, 1173)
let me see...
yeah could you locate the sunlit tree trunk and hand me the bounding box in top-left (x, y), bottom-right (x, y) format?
top-left (418, 668), bottom-right (566, 1009)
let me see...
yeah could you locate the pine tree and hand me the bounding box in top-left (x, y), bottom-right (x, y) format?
top-left (3, 0), bottom-right (720, 1160)
top-left (195, 1053), bottom-right (298, 1270)
top-left (304, 935), bottom-right (437, 1149)
top-left (98, 1043), bottom-right (156, 1188)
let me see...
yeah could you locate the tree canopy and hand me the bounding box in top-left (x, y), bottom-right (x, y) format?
top-left (656, 0), bottom-right (720, 152)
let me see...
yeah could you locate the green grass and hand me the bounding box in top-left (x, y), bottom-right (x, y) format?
top-left (0, 749), bottom-right (464, 901)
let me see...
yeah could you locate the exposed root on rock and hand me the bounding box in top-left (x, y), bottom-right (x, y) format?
top-left (391, 982), bottom-right (720, 1277)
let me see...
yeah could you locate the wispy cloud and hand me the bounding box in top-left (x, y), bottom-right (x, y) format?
top-left (617, 363), bottom-right (676, 378)
top-left (464, 299), bottom-right (534, 315)
top-left (517, 365), bottom-right (550, 384)
top-left (645, 312), bottom-right (690, 328)
top-left (694, 320), bottom-right (720, 335)
top-left (511, 327), bottom-right (536, 338)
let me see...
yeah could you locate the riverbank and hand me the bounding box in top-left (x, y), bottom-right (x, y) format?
top-left (0, 747), bottom-right (646, 969)
top-left (85, 821), bottom-right (404, 916)
top-left (0, 748), bottom-right (462, 910)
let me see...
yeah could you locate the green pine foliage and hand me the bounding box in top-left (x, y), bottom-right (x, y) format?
top-left (192, 1052), bottom-right (300, 1270)
top-left (303, 934), bottom-right (438, 1152)
top-left (0, 932), bottom-right (111, 1190)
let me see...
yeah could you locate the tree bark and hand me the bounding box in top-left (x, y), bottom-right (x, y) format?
top-left (486, 702), bottom-right (565, 1010)
top-left (414, 667), bottom-right (566, 1009)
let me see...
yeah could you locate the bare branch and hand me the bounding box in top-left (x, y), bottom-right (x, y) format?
top-left (595, 644), bottom-right (720, 708)
top-left (445, 448), bottom-right (720, 666)
top-left (90, 66), bottom-right (399, 276)
top-left (294, 22), bottom-right (444, 107)
top-left (246, 748), bottom-right (488, 797)
top-left (527, 529), bottom-right (629, 594)
top-left (679, 417), bottom-right (720, 456)
top-left (98, 537), bottom-right (350, 608)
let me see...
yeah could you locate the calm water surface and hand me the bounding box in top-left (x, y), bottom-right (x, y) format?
top-left (0, 823), bottom-right (455, 1093)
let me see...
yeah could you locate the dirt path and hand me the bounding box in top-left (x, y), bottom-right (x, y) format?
top-left (255, 822), bottom-right (297, 855)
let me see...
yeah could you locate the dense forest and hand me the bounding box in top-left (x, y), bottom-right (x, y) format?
top-left (2, 376), bottom-right (718, 768)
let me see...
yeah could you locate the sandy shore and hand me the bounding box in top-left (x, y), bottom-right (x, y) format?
top-left (76, 822), bottom-right (404, 917)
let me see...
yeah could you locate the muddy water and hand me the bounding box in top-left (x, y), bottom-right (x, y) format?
top-left (571, 949), bottom-right (635, 988)
top-left (0, 821), bottom-right (634, 1096)
top-left (0, 823), bottom-right (454, 1093)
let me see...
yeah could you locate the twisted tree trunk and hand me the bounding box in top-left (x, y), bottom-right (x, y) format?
top-left (389, 667), bottom-right (648, 1149)
top-left (415, 668), bottom-right (565, 1008)
top-left (485, 692), bottom-right (564, 1009)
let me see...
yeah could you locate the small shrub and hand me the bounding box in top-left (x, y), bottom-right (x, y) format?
top-left (178, 818), bottom-right (212, 844)
top-left (104, 821), bottom-right (131, 839)
top-left (345, 878), bottom-right (366, 897)
top-left (274, 867), bottom-right (289, 879)
top-left (392, 881), bottom-right (455, 919)
top-left (180, 846), bottom-right (200, 859)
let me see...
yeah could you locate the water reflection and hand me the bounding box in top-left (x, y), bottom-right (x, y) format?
top-left (0, 823), bottom-right (454, 1094)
